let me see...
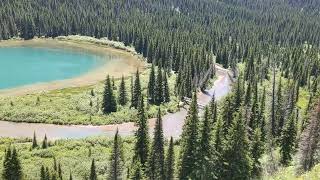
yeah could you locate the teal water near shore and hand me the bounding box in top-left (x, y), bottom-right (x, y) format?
top-left (0, 47), bottom-right (105, 89)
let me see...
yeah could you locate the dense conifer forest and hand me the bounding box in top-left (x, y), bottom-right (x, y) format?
top-left (0, 0), bottom-right (320, 179)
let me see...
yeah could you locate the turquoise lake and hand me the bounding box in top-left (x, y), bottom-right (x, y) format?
top-left (0, 47), bottom-right (104, 89)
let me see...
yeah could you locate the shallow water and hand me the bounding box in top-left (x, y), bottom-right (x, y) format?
top-left (0, 66), bottom-right (232, 140)
top-left (0, 47), bottom-right (106, 89)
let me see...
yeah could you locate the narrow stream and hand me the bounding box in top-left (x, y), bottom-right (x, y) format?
top-left (0, 66), bottom-right (232, 140)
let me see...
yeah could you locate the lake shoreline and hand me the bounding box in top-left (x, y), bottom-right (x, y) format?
top-left (0, 36), bottom-right (145, 96)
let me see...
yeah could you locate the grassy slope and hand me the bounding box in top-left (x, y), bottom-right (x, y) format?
top-left (0, 136), bottom-right (180, 180)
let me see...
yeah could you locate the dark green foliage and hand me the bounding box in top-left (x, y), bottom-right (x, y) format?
top-left (198, 107), bottom-right (216, 179)
top-left (118, 75), bottom-right (128, 106)
top-left (179, 93), bottom-right (199, 179)
top-left (32, 131), bottom-right (38, 149)
top-left (148, 63), bottom-right (156, 104)
top-left (250, 128), bottom-right (264, 177)
top-left (40, 165), bottom-right (46, 180)
top-left (42, 134), bottom-right (48, 149)
top-left (148, 108), bottom-right (165, 180)
top-left (131, 70), bottom-right (142, 109)
top-left (130, 159), bottom-right (146, 180)
top-left (103, 75), bottom-right (117, 114)
top-left (165, 137), bottom-right (175, 180)
top-left (276, 77), bottom-right (285, 137)
top-left (2, 147), bottom-right (22, 180)
top-left (155, 67), bottom-right (164, 105)
top-left (163, 72), bottom-right (170, 103)
top-left (108, 129), bottom-right (124, 180)
top-left (90, 159), bottom-right (97, 180)
top-left (133, 96), bottom-right (149, 167)
top-left (223, 110), bottom-right (252, 180)
top-left (69, 172), bottom-right (73, 180)
top-left (280, 111), bottom-right (297, 166)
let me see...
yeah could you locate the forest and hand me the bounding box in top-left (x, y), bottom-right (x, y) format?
top-left (0, 0), bottom-right (320, 179)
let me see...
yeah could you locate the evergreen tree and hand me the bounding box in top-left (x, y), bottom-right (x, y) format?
top-left (2, 147), bottom-right (22, 180)
top-left (179, 92), bottom-right (200, 179)
top-left (42, 134), bottom-right (48, 149)
top-left (155, 67), bottom-right (164, 105)
top-left (148, 108), bottom-right (165, 180)
top-left (118, 75), bottom-right (128, 106)
top-left (58, 163), bottom-right (62, 180)
top-left (276, 77), bottom-right (285, 137)
top-left (148, 63), bottom-right (156, 104)
top-left (163, 72), bottom-right (170, 103)
top-left (280, 112), bottom-right (297, 166)
top-left (89, 159), bottom-right (97, 180)
top-left (40, 165), bottom-right (46, 180)
top-left (69, 172), bottom-right (73, 180)
top-left (271, 67), bottom-right (277, 137)
top-left (212, 116), bottom-right (225, 179)
top-left (164, 137), bottom-right (175, 180)
top-left (133, 96), bottom-right (149, 167)
top-left (32, 131), bottom-right (38, 149)
top-left (53, 157), bottom-right (57, 172)
top-left (108, 129), bottom-right (124, 180)
top-left (103, 75), bottom-right (117, 114)
top-left (45, 167), bottom-right (50, 180)
top-left (131, 70), bottom-right (142, 109)
top-left (250, 128), bottom-right (264, 177)
top-left (130, 159), bottom-right (146, 180)
top-left (223, 110), bottom-right (252, 180)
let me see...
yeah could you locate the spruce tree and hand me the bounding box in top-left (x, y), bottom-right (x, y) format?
top-left (103, 75), bottom-right (117, 114)
top-left (40, 165), bottom-right (46, 180)
top-left (2, 147), bottom-right (22, 180)
top-left (108, 129), bottom-right (124, 180)
top-left (133, 96), bottom-right (149, 167)
top-left (179, 92), bottom-right (200, 179)
top-left (89, 159), bottom-right (97, 180)
top-left (198, 107), bottom-right (215, 179)
top-left (276, 77), bottom-right (285, 137)
top-left (42, 134), bottom-right (48, 149)
top-left (130, 159), bottom-right (146, 180)
top-left (2, 147), bottom-right (12, 180)
top-left (250, 128), bottom-right (264, 177)
top-left (212, 116), bottom-right (225, 179)
top-left (155, 67), bottom-right (164, 105)
top-left (148, 63), bottom-right (156, 104)
top-left (58, 163), bottom-right (62, 180)
top-left (118, 75), bottom-right (128, 106)
top-left (131, 70), bottom-right (142, 109)
top-left (280, 112), bottom-right (297, 166)
top-left (69, 172), bottom-right (73, 180)
top-left (165, 137), bottom-right (175, 180)
top-left (148, 108), bottom-right (165, 180)
top-left (163, 72), bottom-right (170, 103)
top-left (223, 110), bottom-right (252, 180)
top-left (32, 131), bottom-right (38, 149)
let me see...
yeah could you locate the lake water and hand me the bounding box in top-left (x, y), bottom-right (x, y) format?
top-left (0, 47), bottom-right (104, 89)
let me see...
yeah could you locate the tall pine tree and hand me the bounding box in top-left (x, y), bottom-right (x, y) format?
top-left (179, 92), bottom-right (200, 179)
top-left (103, 75), bottom-right (117, 114)
top-left (133, 96), bottom-right (149, 167)
top-left (108, 129), bottom-right (124, 180)
top-left (131, 70), bottom-right (142, 109)
top-left (148, 108), bottom-right (165, 180)
top-left (118, 75), bottom-right (128, 106)
top-left (148, 63), bottom-right (156, 104)
top-left (165, 137), bottom-right (175, 180)
top-left (223, 110), bottom-right (252, 180)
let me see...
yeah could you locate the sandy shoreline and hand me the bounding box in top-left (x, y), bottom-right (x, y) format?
top-left (0, 38), bottom-right (145, 96)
